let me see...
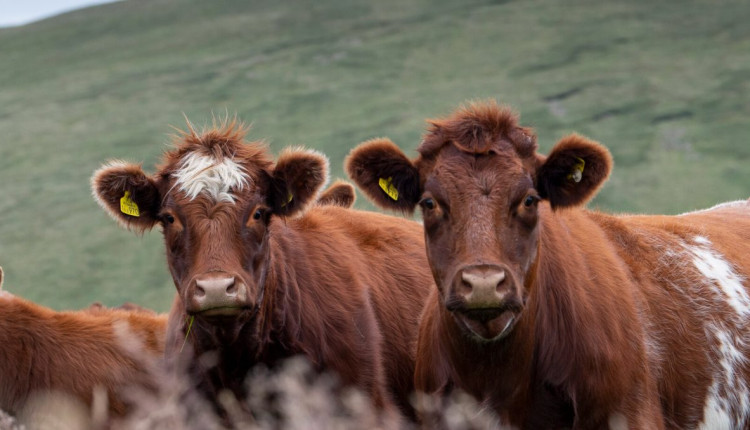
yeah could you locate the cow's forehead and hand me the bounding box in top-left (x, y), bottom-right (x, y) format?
top-left (172, 151), bottom-right (252, 203)
top-left (422, 146), bottom-right (529, 197)
top-left (158, 121), bottom-right (274, 204)
top-left (415, 101), bottom-right (538, 190)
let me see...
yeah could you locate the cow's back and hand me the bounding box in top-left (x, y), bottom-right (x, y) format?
top-left (0, 294), bottom-right (167, 416)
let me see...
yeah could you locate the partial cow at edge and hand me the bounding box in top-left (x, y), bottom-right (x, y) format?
top-left (91, 119), bottom-right (433, 424)
top-left (0, 283), bottom-right (167, 421)
top-left (346, 99), bottom-right (750, 429)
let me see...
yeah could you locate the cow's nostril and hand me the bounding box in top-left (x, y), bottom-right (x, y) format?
top-left (458, 279), bottom-right (473, 295)
top-left (195, 286), bottom-right (206, 297)
top-left (226, 282), bottom-right (237, 295)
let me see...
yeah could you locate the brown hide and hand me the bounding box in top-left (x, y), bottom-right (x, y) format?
top-left (87, 301), bottom-right (158, 315)
top-left (91, 120), bottom-right (433, 421)
top-left (0, 293), bottom-right (167, 417)
top-left (346, 100), bottom-right (750, 429)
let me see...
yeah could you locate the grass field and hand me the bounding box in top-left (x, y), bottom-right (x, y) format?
top-left (0, 0), bottom-right (748, 311)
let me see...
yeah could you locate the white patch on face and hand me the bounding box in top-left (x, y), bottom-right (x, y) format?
top-left (0, 290), bottom-right (14, 300)
top-left (173, 152), bottom-right (249, 203)
top-left (687, 237), bottom-right (750, 318)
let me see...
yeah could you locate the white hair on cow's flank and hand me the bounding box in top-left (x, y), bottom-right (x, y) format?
top-left (698, 325), bottom-right (750, 430)
top-left (173, 152), bottom-right (250, 203)
top-left (700, 389), bottom-right (734, 430)
top-left (683, 236), bottom-right (750, 429)
top-left (688, 236), bottom-right (750, 319)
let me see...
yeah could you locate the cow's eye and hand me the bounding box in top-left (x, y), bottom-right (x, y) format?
top-left (420, 198), bottom-right (436, 210)
top-left (252, 209), bottom-right (264, 220)
top-left (523, 195), bottom-right (538, 208)
top-left (164, 214), bottom-right (175, 224)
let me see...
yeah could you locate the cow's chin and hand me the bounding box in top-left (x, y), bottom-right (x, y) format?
top-left (455, 309), bottom-right (518, 342)
top-left (197, 307), bottom-right (244, 317)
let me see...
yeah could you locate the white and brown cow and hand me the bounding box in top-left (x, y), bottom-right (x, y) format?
top-left (346, 100), bottom-right (750, 429)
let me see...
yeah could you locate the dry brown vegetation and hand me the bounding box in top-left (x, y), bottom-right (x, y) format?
top-left (1, 355), bottom-right (501, 430)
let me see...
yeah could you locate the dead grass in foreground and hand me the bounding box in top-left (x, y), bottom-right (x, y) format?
top-left (1, 356), bottom-right (502, 430)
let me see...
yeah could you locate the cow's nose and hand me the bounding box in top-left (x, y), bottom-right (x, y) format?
top-left (193, 276), bottom-right (237, 308)
top-left (458, 265), bottom-right (508, 307)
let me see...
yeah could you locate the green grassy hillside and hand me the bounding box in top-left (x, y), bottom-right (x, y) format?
top-left (0, 0), bottom-right (748, 310)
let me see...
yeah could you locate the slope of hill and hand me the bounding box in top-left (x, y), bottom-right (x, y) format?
top-left (0, 0), bottom-right (748, 310)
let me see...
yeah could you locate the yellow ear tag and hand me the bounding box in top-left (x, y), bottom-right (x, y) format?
top-left (378, 177), bottom-right (399, 201)
top-left (281, 192), bottom-right (293, 208)
top-left (120, 191), bottom-right (140, 217)
top-left (567, 157), bottom-right (585, 183)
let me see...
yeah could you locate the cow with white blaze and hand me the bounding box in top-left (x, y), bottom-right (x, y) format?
top-left (91, 119), bottom-right (433, 423)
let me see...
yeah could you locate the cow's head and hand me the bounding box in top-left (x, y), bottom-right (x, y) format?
top-left (347, 101), bottom-right (611, 341)
top-left (92, 120), bottom-right (327, 321)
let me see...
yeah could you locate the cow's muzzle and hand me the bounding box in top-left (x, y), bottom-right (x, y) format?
top-left (447, 264), bottom-right (523, 341)
top-left (186, 273), bottom-right (251, 316)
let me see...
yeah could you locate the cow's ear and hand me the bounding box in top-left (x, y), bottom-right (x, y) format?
top-left (317, 180), bottom-right (356, 208)
top-left (91, 161), bottom-right (161, 232)
top-left (536, 134), bottom-right (612, 209)
top-left (269, 147), bottom-right (329, 217)
top-left (345, 138), bottom-right (421, 213)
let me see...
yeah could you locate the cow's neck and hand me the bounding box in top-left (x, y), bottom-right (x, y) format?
top-left (522, 206), bottom-right (617, 423)
top-left (253, 225), bottom-right (316, 366)
top-left (531, 207), bottom-right (616, 384)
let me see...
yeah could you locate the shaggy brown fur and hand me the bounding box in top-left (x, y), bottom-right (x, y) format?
top-left (87, 301), bottom-right (158, 315)
top-left (92, 120), bottom-right (433, 423)
top-left (0, 292), bottom-right (167, 418)
top-left (347, 100), bottom-right (750, 428)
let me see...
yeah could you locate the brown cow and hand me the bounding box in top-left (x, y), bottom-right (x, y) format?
top-left (346, 100), bottom-right (750, 429)
top-left (0, 289), bottom-right (167, 418)
top-left (90, 120), bottom-right (432, 422)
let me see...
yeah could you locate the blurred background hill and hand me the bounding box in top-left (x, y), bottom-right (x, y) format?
top-left (0, 0), bottom-right (748, 310)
